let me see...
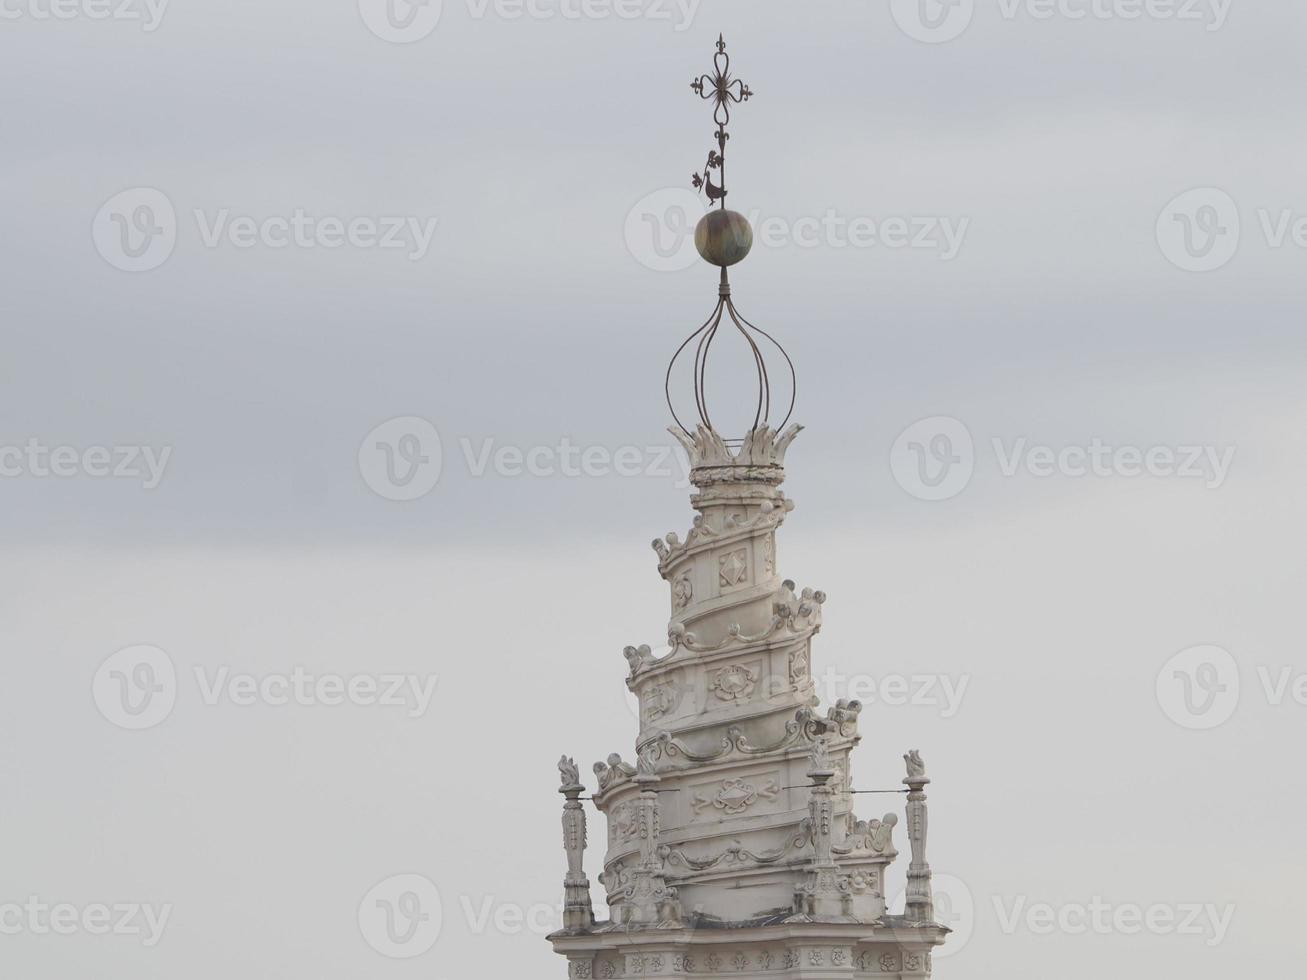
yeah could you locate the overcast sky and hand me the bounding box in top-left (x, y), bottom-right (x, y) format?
top-left (2, 2), bottom-right (1305, 978)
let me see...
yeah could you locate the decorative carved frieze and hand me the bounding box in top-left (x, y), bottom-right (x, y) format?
top-left (690, 776), bottom-right (780, 815)
top-left (639, 705), bottom-right (855, 768)
top-left (665, 579), bottom-right (824, 657)
top-left (658, 828), bottom-right (810, 875)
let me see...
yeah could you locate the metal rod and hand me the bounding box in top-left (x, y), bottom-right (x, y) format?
top-left (781, 786), bottom-right (910, 794)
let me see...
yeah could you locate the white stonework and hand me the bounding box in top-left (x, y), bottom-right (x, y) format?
top-left (551, 424), bottom-right (949, 977)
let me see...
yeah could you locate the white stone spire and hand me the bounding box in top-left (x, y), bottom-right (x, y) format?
top-left (549, 36), bottom-right (949, 978)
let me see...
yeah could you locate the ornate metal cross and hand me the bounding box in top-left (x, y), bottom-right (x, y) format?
top-left (690, 35), bottom-right (753, 208)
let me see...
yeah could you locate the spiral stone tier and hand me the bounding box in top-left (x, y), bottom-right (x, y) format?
top-left (550, 426), bottom-right (948, 979)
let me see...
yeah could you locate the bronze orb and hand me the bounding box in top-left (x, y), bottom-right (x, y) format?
top-left (695, 209), bottom-right (754, 267)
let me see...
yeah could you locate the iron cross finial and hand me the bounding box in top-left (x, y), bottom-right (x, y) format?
top-left (690, 35), bottom-right (753, 209)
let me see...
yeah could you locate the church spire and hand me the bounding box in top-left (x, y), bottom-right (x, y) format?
top-left (550, 38), bottom-right (950, 979)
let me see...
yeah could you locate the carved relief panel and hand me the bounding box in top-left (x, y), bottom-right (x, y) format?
top-left (708, 660), bottom-right (761, 703)
top-left (608, 801), bottom-right (639, 848)
top-left (718, 547), bottom-right (748, 587)
top-left (671, 571), bottom-right (694, 612)
top-left (639, 670), bottom-right (686, 726)
top-left (688, 771), bottom-right (782, 820)
top-left (716, 543), bottom-right (752, 594)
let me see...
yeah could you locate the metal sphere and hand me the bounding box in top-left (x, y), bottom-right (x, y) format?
top-left (695, 209), bottom-right (753, 267)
